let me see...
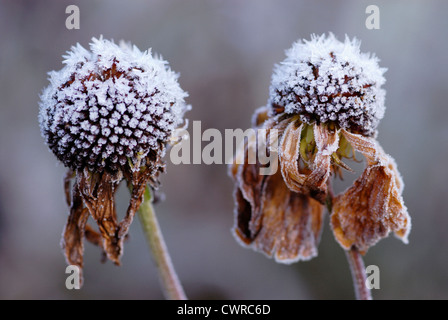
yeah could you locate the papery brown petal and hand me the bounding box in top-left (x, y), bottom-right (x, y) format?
top-left (64, 169), bottom-right (74, 207)
top-left (260, 171), bottom-right (324, 262)
top-left (234, 187), bottom-right (254, 243)
top-left (341, 129), bottom-right (382, 165)
top-left (279, 123), bottom-right (338, 203)
top-left (279, 121), bottom-right (306, 191)
top-left (388, 183), bottom-right (411, 242)
top-left (84, 224), bottom-right (103, 248)
top-left (61, 182), bottom-right (89, 279)
top-left (232, 134), bottom-right (324, 262)
top-left (267, 117), bottom-right (291, 150)
top-left (233, 169), bottom-right (324, 262)
top-left (306, 125), bottom-right (340, 202)
top-left (331, 155), bottom-right (411, 253)
top-left (229, 117), bottom-right (289, 181)
top-left (61, 151), bottom-right (164, 272)
top-left (314, 125), bottom-right (340, 156)
top-left (234, 134), bottom-right (266, 237)
top-left (264, 116), bottom-right (291, 137)
top-left (228, 129), bottom-right (257, 179)
top-left (231, 117), bottom-right (325, 262)
top-left (387, 156), bottom-right (404, 193)
top-left (251, 106), bottom-right (270, 127)
top-left (78, 169), bottom-right (122, 265)
top-left (305, 152), bottom-right (330, 202)
top-left (119, 167), bottom-right (153, 239)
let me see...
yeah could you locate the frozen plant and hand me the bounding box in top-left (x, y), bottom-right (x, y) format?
top-left (39, 36), bottom-right (189, 299)
top-left (229, 33), bottom-right (410, 300)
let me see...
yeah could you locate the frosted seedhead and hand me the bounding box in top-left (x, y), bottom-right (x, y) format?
top-left (39, 36), bottom-right (189, 173)
top-left (269, 33), bottom-right (387, 136)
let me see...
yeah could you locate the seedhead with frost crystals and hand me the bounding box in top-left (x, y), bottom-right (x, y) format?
top-left (269, 33), bottom-right (386, 137)
top-left (39, 37), bottom-right (188, 174)
top-left (39, 37), bottom-right (189, 281)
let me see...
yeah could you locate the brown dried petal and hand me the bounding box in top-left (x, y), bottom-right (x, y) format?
top-left (331, 154), bottom-right (410, 254)
top-left (307, 125), bottom-right (339, 201)
top-left (314, 125), bottom-right (340, 157)
top-left (84, 224), bottom-right (103, 248)
top-left (279, 122), bottom-right (338, 203)
top-left (233, 134), bottom-right (267, 237)
top-left (234, 169), bottom-right (324, 262)
top-left (64, 169), bottom-right (74, 207)
top-left (279, 121), bottom-right (306, 191)
top-left (78, 169), bottom-right (122, 265)
top-left (61, 153), bottom-right (161, 282)
top-left (229, 129), bottom-right (257, 179)
top-left (61, 182), bottom-right (90, 283)
top-left (232, 135), bottom-right (324, 263)
top-left (251, 105), bottom-right (270, 127)
top-left (341, 129), bottom-right (382, 165)
top-left (120, 166), bottom-right (154, 239)
top-left (387, 156), bottom-right (404, 193)
top-left (268, 117), bottom-right (291, 139)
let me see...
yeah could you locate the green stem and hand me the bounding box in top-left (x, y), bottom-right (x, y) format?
top-left (138, 187), bottom-right (187, 300)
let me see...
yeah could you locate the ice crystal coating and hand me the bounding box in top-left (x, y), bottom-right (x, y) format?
top-left (39, 37), bottom-right (189, 173)
top-left (269, 33), bottom-right (386, 136)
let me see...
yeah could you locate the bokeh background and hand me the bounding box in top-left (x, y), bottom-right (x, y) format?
top-left (0, 0), bottom-right (447, 299)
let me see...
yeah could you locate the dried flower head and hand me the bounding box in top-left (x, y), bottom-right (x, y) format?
top-left (269, 33), bottom-right (386, 137)
top-left (39, 37), bottom-right (189, 277)
top-left (230, 34), bottom-right (410, 263)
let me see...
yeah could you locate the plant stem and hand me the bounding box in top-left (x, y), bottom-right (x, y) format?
top-left (138, 187), bottom-right (187, 300)
top-left (345, 247), bottom-right (372, 300)
top-left (326, 178), bottom-right (371, 300)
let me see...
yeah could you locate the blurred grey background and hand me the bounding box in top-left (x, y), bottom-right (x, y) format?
top-left (0, 0), bottom-right (447, 299)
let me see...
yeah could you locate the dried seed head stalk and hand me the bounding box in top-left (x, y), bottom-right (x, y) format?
top-left (230, 34), bottom-right (410, 265)
top-left (39, 37), bottom-right (189, 280)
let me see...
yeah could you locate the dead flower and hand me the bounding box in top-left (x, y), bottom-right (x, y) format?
top-left (230, 34), bottom-right (410, 262)
top-left (39, 37), bottom-right (189, 280)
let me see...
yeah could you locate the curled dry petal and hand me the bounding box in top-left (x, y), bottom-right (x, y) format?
top-left (77, 169), bottom-right (122, 265)
top-left (62, 161), bottom-right (155, 278)
top-left (331, 131), bottom-right (410, 253)
top-left (251, 105), bottom-right (270, 128)
top-left (229, 129), bottom-right (257, 179)
top-left (386, 156), bottom-right (404, 193)
top-left (61, 182), bottom-right (90, 283)
top-left (64, 169), bottom-right (75, 207)
top-left (279, 122), bottom-right (339, 203)
top-left (307, 125), bottom-right (339, 201)
top-left (279, 121), bottom-right (306, 191)
top-left (340, 129), bottom-right (382, 165)
top-left (232, 134), bottom-right (324, 263)
top-left (120, 162), bottom-right (156, 238)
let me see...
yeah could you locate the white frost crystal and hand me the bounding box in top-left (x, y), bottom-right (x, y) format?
top-left (39, 37), bottom-right (189, 172)
top-left (269, 33), bottom-right (387, 136)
